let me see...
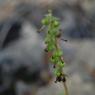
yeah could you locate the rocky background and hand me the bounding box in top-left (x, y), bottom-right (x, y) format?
top-left (0, 0), bottom-right (95, 95)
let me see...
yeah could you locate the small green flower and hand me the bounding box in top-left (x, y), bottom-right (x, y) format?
top-left (58, 61), bottom-right (65, 67)
top-left (54, 69), bottom-right (61, 76)
top-left (41, 18), bottom-right (49, 25)
top-left (57, 50), bottom-right (63, 56)
top-left (53, 20), bottom-right (60, 27)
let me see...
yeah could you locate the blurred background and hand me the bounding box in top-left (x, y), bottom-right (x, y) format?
top-left (0, 0), bottom-right (95, 95)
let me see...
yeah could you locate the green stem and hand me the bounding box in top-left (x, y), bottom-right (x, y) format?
top-left (63, 82), bottom-right (69, 95)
